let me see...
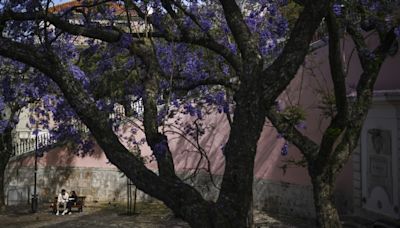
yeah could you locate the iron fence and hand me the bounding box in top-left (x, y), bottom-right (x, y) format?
top-left (11, 103), bottom-right (143, 158)
top-left (12, 133), bottom-right (56, 157)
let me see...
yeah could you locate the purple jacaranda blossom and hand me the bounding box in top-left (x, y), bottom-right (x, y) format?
top-left (281, 141), bottom-right (289, 156)
top-left (0, 120), bottom-right (8, 134)
top-left (332, 3), bottom-right (342, 16)
top-left (119, 33), bottom-right (133, 48)
top-left (69, 63), bottom-right (90, 89)
top-left (395, 26), bottom-right (400, 38)
top-left (296, 121), bottom-right (307, 130)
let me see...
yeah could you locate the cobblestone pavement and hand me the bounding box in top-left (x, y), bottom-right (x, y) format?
top-left (0, 203), bottom-right (315, 228)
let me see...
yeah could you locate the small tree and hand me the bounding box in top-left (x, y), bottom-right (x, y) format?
top-left (268, 1), bottom-right (400, 227)
top-left (0, 103), bottom-right (17, 211)
top-left (0, 60), bottom-right (51, 210)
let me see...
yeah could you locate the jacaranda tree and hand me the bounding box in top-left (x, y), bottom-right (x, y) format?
top-left (0, 58), bottom-right (55, 210)
top-left (0, 60), bottom-right (24, 211)
top-left (2, 0), bottom-right (395, 227)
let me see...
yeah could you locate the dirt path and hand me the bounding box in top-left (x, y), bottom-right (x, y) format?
top-left (0, 203), bottom-right (315, 228)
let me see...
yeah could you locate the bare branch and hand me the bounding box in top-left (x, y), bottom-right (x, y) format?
top-left (3, 10), bottom-right (123, 42)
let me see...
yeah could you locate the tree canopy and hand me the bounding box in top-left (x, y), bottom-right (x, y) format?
top-left (0, 0), bottom-right (399, 227)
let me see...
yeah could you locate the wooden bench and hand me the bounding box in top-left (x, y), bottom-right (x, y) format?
top-left (50, 196), bottom-right (86, 213)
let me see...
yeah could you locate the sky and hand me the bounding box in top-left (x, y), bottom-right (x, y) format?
top-left (53, 0), bottom-right (70, 5)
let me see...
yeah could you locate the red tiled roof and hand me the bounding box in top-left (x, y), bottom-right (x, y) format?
top-left (49, 0), bottom-right (133, 16)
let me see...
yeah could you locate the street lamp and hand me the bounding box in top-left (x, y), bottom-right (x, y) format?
top-left (31, 124), bottom-right (38, 213)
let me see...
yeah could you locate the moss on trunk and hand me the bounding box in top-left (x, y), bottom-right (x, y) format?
top-left (311, 174), bottom-right (342, 228)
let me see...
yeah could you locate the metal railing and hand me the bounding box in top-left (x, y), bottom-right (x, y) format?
top-left (109, 101), bottom-right (144, 121)
top-left (11, 101), bottom-right (144, 158)
top-left (12, 133), bottom-right (56, 157)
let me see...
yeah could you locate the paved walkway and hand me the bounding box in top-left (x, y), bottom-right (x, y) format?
top-left (0, 202), bottom-right (315, 228)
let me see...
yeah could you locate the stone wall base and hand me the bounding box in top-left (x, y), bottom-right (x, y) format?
top-left (5, 166), bottom-right (351, 219)
top-left (178, 172), bottom-right (317, 219)
top-left (5, 166), bottom-right (152, 205)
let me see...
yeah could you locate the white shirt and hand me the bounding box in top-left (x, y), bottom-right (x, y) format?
top-left (57, 192), bottom-right (69, 203)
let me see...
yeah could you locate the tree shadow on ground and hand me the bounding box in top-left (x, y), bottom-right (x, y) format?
top-left (45, 203), bottom-right (189, 228)
top-left (255, 211), bottom-right (316, 228)
top-left (0, 202), bottom-right (325, 228)
top-left (0, 202), bottom-right (189, 228)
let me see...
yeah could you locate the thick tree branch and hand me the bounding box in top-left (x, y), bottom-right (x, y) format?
top-left (214, 2), bottom-right (330, 226)
top-left (0, 36), bottom-right (225, 227)
top-left (293, 0), bottom-right (305, 5)
top-left (2, 5), bottom-right (243, 71)
top-left (326, 11), bottom-right (348, 121)
top-left (218, 0), bottom-right (260, 61)
top-left (142, 73), bottom-right (177, 179)
top-left (315, 16), bottom-right (397, 174)
top-left (266, 109), bottom-right (319, 160)
top-left (172, 78), bottom-right (235, 92)
top-left (261, 1), bottom-right (331, 104)
top-left (3, 10), bottom-right (123, 42)
top-left (124, 40), bottom-right (178, 179)
top-left (312, 10), bottom-right (350, 171)
top-left (169, 0), bottom-right (211, 33)
top-left (346, 25), bottom-right (370, 70)
top-left (0, 38), bottom-right (57, 76)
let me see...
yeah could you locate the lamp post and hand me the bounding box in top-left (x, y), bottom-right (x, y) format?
top-left (31, 125), bottom-right (38, 213)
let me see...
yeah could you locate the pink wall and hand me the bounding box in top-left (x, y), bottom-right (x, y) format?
top-left (167, 33), bottom-right (399, 192)
top-left (8, 144), bottom-right (114, 169)
top-left (10, 34), bottom-right (399, 205)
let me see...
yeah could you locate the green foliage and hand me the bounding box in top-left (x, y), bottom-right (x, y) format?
top-left (326, 127), bottom-right (342, 138)
top-left (280, 105), bottom-right (306, 127)
top-left (316, 90), bottom-right (336, 118)
top-left (78, 46), bottom-right (141, 101)
top-left (281, 1), bottom-right (303, 29)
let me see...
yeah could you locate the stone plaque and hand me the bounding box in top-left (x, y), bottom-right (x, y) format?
top-left (370, 156), bottom-right (388, 177)
top-left (367, 129), bottom-right (393, 201)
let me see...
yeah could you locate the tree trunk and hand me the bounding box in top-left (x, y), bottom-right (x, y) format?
top-left (216, 78), bottom-right (266, 227)
top-left (247, 199), bottom-right (254, 228)
top-left (0, 128), bottom-right (13, 211)
top-left (311, 175), bottom-right (342, 228)
top-left (0, 164), bottom-right (5, 211)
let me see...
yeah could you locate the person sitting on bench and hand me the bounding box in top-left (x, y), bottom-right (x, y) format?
top-left (66, 190), bottom-right (78, 214)
top-left (56, 189), bottom-right (69, 215)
